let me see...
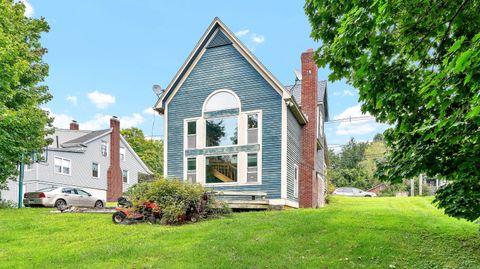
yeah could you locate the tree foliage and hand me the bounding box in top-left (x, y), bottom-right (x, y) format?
top-left (121, 127), bottom-right (163, 177)
top-left (305, 0), bottom-right (480, 221)
top-left (328, 138), bottom-right (384, 190)
top-left (0, 0), bottom-right (52, 188)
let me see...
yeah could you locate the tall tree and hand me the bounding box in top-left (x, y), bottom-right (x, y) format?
top-left (0, 0), bottom-right (52, 189)
top-left (121, 127), bottom-right (163, 176)
top-left (305, 0), bottom-right (480, 221)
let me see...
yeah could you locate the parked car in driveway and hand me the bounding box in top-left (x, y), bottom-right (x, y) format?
top-left (23, 187), bottom-right (105, 209)
top-left (333, 187), bottom-right (377, 197)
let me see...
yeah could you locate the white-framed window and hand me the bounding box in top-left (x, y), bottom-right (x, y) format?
top-left (247, 153), bottom-right (258, 182)
top-left (205, 155), bottom-right (238, 184)
top-left (101, 141), bottom-right (108, 157)
top-left (247, 113), bottom-right (259, 144)
top-left (54, 157), bottom-right (71, 176)
top-left (122, 169), bottom-right (129, 184)
top-left (187, 121), bottom-right (197, 149)
top-left (293, 164), bottom-right (299, 198)
top-left (206, 116), bottom-right (238, 147)
top-left (203, 90), bottom-right (240, 112)
top-left (120, 147), bottom-right (126, 161)
top-left (92, 162), bottom-right (99, 178)
top-left (187, 157), bottom-right (197, 183)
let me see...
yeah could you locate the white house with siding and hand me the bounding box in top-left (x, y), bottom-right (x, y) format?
top-left (1, 117), bottom-right (152, 203)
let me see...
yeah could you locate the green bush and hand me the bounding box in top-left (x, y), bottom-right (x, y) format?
top-left (0, 199), bottom-right (16, 209)
top-left (124, 177), bottom-right (230, 224)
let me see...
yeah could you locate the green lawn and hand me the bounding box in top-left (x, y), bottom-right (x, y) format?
top-left (0, 197), bottom-right (478, 269)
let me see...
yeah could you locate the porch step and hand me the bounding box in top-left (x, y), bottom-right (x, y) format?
top-left (226, 200), bottom-right (270, 210)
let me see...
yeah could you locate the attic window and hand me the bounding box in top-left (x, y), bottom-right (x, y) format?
top-left (204, 91), bottom-right (239, 112)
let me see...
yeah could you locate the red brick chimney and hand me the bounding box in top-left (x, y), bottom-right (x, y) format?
top-left (107, 116), bottom-right (122, 202)
top-left (69, 120), bottom-right (79, 130)
top-left (299, 49), bottom-right (319, 208)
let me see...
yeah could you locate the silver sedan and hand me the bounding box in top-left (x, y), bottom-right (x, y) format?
top-left (333, 187), bottom-right (377, 197)
top-left (23, 187), bottom-right (105, 209)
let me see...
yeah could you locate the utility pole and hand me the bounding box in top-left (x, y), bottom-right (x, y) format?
top-left (410, 178), bottom-right (414, 197)
top-left (18, 153), bottom-right (24, 208)
top-left (418, 174), bottom-right (423, 196)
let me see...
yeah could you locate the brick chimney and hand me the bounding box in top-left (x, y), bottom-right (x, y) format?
top-left (299, 49), bottom-right (319, 208)
top-left (69, 120), bottom-right (79, 130)
top-left (107, 116), bottom-right (122, 202)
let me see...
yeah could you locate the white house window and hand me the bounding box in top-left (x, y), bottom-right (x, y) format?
top-left (187, 121), bottom-right (197, 149)
top-left (54, 157), bottom-right (71, 175)
top-left (206, 117), bottom-right (238, 147)
top-left (120, 147), bottom-right (126, 161)
top-left (204, 91), bottom-right (239, 112)
top-left (101, 141), bottom-right (108, 157)
top-left (293, 164), bottom-right (299, 198)
top-left (247, 153), bottom-right (258, 182)
top-left (206, 155), bottom-right (237, 183)
top-left (122, 169), bottom-right (129, 183)
top-left (92, 162), bottom-right (99, 178)
top-left (247, 113), bottom-right (258, 144)
top-left (187, 157), bottom-right (196, 183)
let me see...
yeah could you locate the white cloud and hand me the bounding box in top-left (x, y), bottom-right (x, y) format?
top-left (87, 90), bottom-right (116, 109)
top-left (19, 0), bottom-right (34, 17)
top-left (42, 107), bottom-right (74, 129)
top-left (342, 90), bottom-right (354, 96)
top-left (235, 29), bottom-right (250, 37)
top-left (251, 34), bottom-right (265, 44)
top-left (335, 104), bottom-right (377, 135)
top-left (80, 114), bottom-right (111, 130)
top-left (333, 91), bottom-right (341, 96)
top-left (66, 96), bottom-right (78, 105)
top-left (143, 107), bottom-right (156, 115)
top-left (119, 113), bottom-right (144, 128)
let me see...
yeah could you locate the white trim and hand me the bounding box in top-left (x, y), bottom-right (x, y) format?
top-left (201, 89), bottom-right (242, 116)
top-left (91, 162), bottom-right (100, 179)
top-left (53, 156), bottom-right (72, 176)
top-left (164, 104), bottom-right (168, 177)
top-left (268, 199), bottom-right (299, 208)
top-left (281, 99), bottom-right (287, 199)
top-left (285, 199), bottom-right (299, 208)
top-left (293, 164), bottom-right (299, 198)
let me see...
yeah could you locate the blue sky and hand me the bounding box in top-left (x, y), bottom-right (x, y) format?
top-left (26, 0), bottom-right (388, 147)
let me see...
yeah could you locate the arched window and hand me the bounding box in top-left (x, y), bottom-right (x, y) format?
top-left (204, 90), bottom-right (240, 112)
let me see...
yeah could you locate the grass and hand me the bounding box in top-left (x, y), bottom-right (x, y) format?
top-left (0, 197), bottom-right (478, 269)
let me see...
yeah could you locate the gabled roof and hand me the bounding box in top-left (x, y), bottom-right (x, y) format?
top-left (154, 17), bottom-right (292, 112)
top-left (61, 129), bottom-right (111, 148)
top-left (284, 81), bottom-right (330, 121)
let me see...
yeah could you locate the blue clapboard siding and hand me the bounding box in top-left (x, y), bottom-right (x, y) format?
top-left (167, 34), bottom-right (283, 198)
top-left (287, 109), bottom-right (301, 201)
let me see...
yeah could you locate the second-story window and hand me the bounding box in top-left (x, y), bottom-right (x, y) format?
top-left (101, 141), bottom-right (108, 157)
top-left (187, 121), bottom-right (197, 149)
top-left (54, 157), bottom-right (71, 175)
top-left (247, 113), bottom-right (258, 144)
top-left (120, 147), bottom-right (126, 161)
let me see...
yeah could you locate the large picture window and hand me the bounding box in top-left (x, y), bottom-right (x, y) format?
top-left (206, 117), bottom-right (238, 147)
top-left (206, 155), bottom-right (237, 183)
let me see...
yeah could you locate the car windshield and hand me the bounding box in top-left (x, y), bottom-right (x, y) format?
top-left (36, 187), bottom-right (56, 192)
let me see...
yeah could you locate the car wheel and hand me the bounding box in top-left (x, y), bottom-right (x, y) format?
top-left (94, 200), bottom-right (104, 208)
top-left (112, 211), bottom-right (126, 224)
top-left (55, 199), bottom-right (67, 210)
top-left (365, 195), bottom-right (372, 197)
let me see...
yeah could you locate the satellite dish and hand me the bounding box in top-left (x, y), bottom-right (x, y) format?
top-left (294, 69), bottom-right (302, 81)
top-left (152, 84), bottom-right (163, 97)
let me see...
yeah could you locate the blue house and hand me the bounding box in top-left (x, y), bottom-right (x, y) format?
top-left (154, 18), bottom-right (329, 208)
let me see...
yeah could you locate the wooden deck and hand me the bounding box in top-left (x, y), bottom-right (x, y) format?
top-left (213, 190), bottom-right (270, 210)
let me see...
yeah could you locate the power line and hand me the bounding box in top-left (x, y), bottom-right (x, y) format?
top-left (326, 116), bottom-right (376, 123)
